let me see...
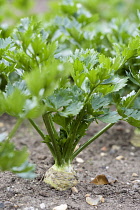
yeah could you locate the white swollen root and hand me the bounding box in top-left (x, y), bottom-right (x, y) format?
top-left (44, 164), bottom-right (78, 191)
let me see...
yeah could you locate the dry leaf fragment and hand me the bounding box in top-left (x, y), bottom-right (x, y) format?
top-left (90, 174), bottom-right (117, 185)
top-left (115, 155), bottom-right (125, 160)
top-left (53, 204), bottom-right (67, 210)
top-left (90, 174), bottom-right (109, 185)
top-left (86, 195), bottom-right (103, 206)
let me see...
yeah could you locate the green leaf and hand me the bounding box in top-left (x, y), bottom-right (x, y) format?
top-left (126, 70), bottom-right (140, 87)
top-left (4, 88), bottom-right (27, 117)
top-left (76, 119), bottom-right (89, 138)
top-left (98, 111), bottom-right (122, 123)
top-left (60, 101), bottom-right (84, 117)
top-left (45, 89), bottom-right (72, 111)
top-left (0, 140), bottom-right (35, 178)
top-left (0, 91), bottom-right (5, 115)
top-left (99, 54), bottom-right (112, 70)
top-left (24, 61), bottom-right (59, 97)
top-left (0, 37), bottom-right (12, 49)
top-left (23, 97), bottom-right (45, 118)
top-left (91, 94), bottom-right (111, 110)
top-left (45, 86), bottom-right (85, 115)
top-left (120, 108), bottom-right (140, 127)
top-left (121, 90), bottom-right (136, 107)
top-left (70, 48), bottom-right (98, 70)
top-left (53, 113), bottom-right (67, 129)
top-left (111, 76), bottom-right (128, 91)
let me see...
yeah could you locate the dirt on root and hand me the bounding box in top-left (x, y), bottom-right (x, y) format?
top-left (0, 114), bottom-right (140, 210)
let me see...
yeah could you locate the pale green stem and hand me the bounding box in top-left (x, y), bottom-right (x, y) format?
top-left (71, 122), bottom-right (114, 160)
top-left (42, 113), bottom-right (62, 166)
top-left (7, 118), bottom-right (23, 141)
top-left (29, 118), bottom-right (56, 159)
top-left (64, 84), bottom-right (100, 161)
top-left (29, 118), bottom-right (45, 140)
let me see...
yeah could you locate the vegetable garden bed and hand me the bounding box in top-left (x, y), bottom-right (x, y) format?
top-left (0, 115), bottom-right (140, 210)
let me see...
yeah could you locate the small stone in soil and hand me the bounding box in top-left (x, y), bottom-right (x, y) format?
top-left (71, 186), bottom-right (78, 193)
top-left (76, 157), bottom-right (84, 163)
top-left (85, 194), bottom-right (91, 197)
top-left (111, 145), bottom-right (120, 151)
top-left (132, 180), bottom-right (140, 184)
top-left (100, 152), bottom-right (107, 157)
top-left (132, 173), bottom-right (139, 177)
top-left (53, 204), bottom-right (68, 210)
top-left (100, 146), bottom-right (108, 151)
top-left (40, 203), bottom-right (46, 209)
top-left (115, 155), bottom-right (125, 160)
top-left (86, 195), bottom-right (104, 206)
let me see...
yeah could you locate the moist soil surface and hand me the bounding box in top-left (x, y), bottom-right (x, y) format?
top-left (0, 115), bottom-right (140, 210)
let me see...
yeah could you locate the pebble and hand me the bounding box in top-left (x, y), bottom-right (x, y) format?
top-left (85, 194), bottom-right (91, 197)
top-left (111, 145), bottom-right (120, 151)
top-left (23, 207), bottom-right (35, 210)
top-left (76, 157), bottom-right (84, 163)
top-left (101, 146), bottom-right (107, 151)
top-left (40, 203), bottom-right (46, 209)
top-left (86, 195), bottom-right (104, 206)
top-left (53, 204), bottom-right (68, 210)
top-left (115, 155), bottom-right (125, 160)
top-left (132, 180), bottom-right (140, 184)
top-left (130, 152), bottom-right (135, 156)
top-left (100, 152), bottom-right (107, 157)
top-left (132, 173), bottom-right (139, 177)
top-left (71, 187), bottom-right (78, 193)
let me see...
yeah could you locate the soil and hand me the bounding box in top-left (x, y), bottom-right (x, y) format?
top-left (0, 114), bottom-right (140, 210)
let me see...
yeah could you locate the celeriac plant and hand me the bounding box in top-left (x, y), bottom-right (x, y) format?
top-left (0, 12), bottom-right (140, 190)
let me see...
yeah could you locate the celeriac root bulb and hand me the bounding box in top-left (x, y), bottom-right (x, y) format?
top-left (44, 164), bottom-right (78, 191)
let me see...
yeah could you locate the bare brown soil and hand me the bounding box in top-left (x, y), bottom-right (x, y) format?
top-left (0, 114), bottom-right (140, 210)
